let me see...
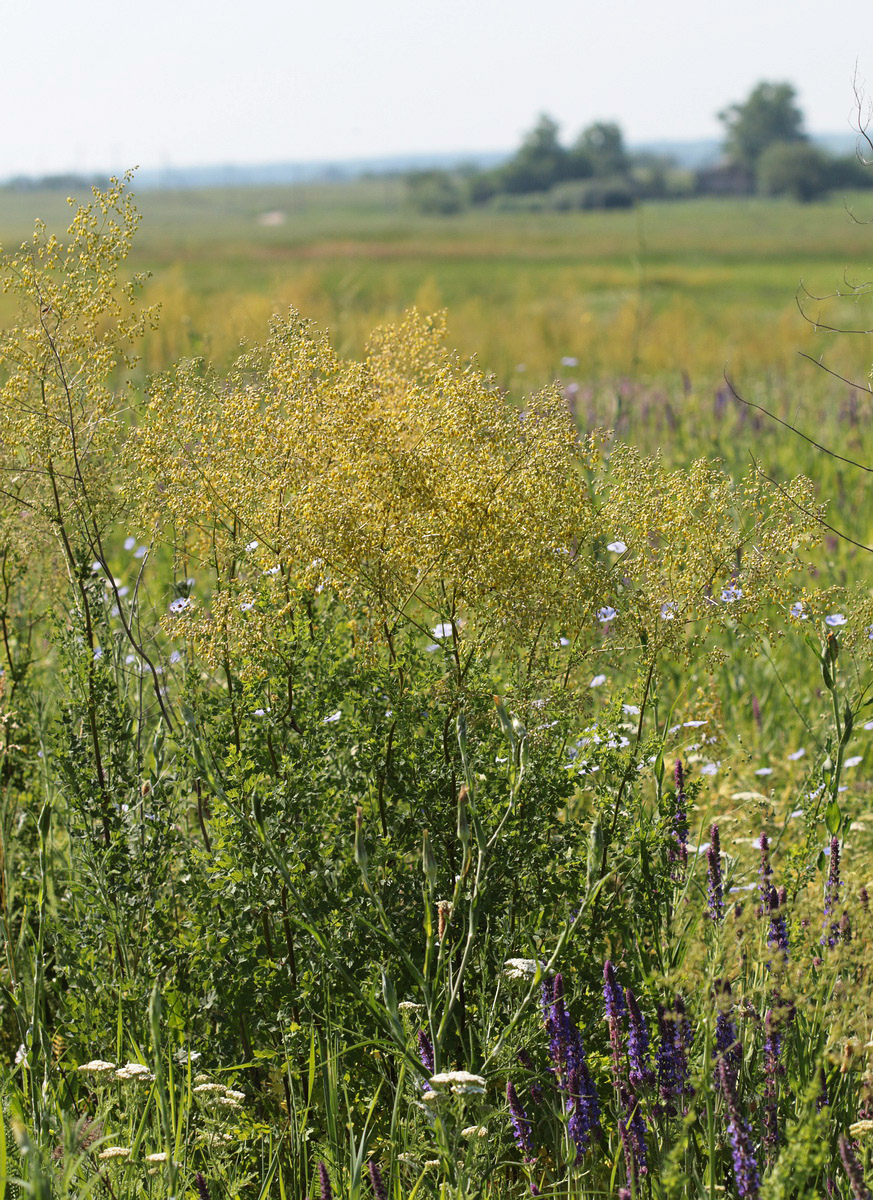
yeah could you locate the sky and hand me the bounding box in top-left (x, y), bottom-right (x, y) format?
top-left (2, 0), bottom-right (871, 176)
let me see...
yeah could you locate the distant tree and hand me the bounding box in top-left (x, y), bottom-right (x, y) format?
top-left (572, 122), bottom-right (629, 178)
top-left (719, 82), bottom-right (807, 170)
top-left (500, 114), bottom-right (568, 194)
top-left (406, 170), bottom-right (466, 214)
top-left (756, 141), bottom-right (829, 201)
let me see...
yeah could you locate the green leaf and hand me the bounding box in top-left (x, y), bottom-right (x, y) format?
top-left (825, 798), bottom-right (841, 836)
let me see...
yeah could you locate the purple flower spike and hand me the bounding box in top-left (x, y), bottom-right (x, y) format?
top-left (368, 1160), bottom-right (388, 1200)
top-left (669, 760), bottom-right (689, 877)
top-left (517, 1049), bottom-right (544, 1105)
top-left (507, 1081), bottom-right (534, 1159)
top-left (839, 1134), bottom-right (872, 1200)
top-left (318, 1163), bottom-right (334, 1200)
top-left (823, 836), bottom-right (843, 947)
top-left (762, 1009), bottom-right (782, 1155)
top-left (417, 1028), bottom-right (434, 1074)
top-left (714, 980), bottom-right (741, 1084)
top-left (758, 833), bottom-right (772, 912)
top-left (707, 824), bottom-right (723, 921)
top-left (767, 887), bottom-right (789, 961)
top-left (626, 988), bottom-right (655, 1089)
top-left (656, 994), bottom-right (692, 1111)
top-left (548, 974), bottom-right (571, 1078)
top-left (720, 1060), bottom-right (761, 1199)
top-left (195, 1176), bottom-right (210, 1200)
top-left (603, 961), bottom-right (625, 1079)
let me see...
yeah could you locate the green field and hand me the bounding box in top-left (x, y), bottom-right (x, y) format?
top-left (1, 177), bottom-right (873, 1199)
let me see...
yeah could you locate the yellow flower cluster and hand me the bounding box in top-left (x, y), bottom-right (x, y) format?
top-left (131, 307), bottom-right (604, 665)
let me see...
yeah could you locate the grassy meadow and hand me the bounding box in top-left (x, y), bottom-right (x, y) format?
top-left (0, 176), bottom-right (872, 1199)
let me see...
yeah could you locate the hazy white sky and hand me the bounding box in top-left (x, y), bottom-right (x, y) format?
top-left (3, 0), bottom-right (871, 174)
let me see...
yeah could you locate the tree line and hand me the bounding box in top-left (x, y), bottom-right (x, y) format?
top-left (408, 82), bottom-right (872, 213)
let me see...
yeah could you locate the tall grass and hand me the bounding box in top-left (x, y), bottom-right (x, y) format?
top-left (0, 178), bottom-right (870, 1199)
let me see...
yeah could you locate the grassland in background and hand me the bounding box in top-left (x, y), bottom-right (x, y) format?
top-left (3, 180), bottom-right (873, 392)
top-left (5, 176), bottom-right (871, 563)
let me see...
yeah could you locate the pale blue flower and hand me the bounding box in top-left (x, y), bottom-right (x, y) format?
top-left (660, 601), bottom-right (677, 620)
top-left (607, 540), bottom-right (627, 554)
top-left (700, 762), bottom-right (720, 776)
top-left (589, 674), bottom-right (607, 688)
top-left (432, 622), bottom-right (453, 639)
top-left (561, 355), bottom-right (579, 367)
top-left (134, 545), bottom-right (147, 559)
top-left (790, 602), bottom-right (807, 619)
top-left (787, 748), bottom-right (805, 761)
top-left (168, 598), bottom-right (190, 614)
top-left (825, 613), bottom-right (847, 627)
top-left (124, 536), bottom-right (136, 551)
top-left (245, 540), bottom-right (259, 552)
top-left (323, 711), bottom-right (342, 724)
top-left (597, 606), bottom-right (617, 622)
top-left (755, 767), bottom-right (773, 776)
top-left (721, 585), bottom-right (742, 603)
top-left (845, 755), bottom-right (863, 768)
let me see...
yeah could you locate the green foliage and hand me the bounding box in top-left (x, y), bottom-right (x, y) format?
top-left (719, 81), bottom-right (808, 170)
top-left (0, 177), bottom-right (872, 1200)
top-left (757, 141), bottom-right (830, 202)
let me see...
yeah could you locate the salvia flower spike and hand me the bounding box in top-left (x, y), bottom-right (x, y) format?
top-left (367, 1160), bottom-right (388, 1200)
top-left (318, 1162), bottom-right (333, 1200)
top-left (839, 1134), bottom-right (872, 1200)
top-left (720, 1059), bottom-right (761, 1200)
top-left (707, 824), bottom-right (723, 921)
top-left (507, 1081), bottom-right (534, 1159)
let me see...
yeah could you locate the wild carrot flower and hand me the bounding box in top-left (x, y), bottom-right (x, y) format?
top-left (839, 1134), bottom-right (872, 1200)
top-left (720, 1060), bottom-right (761, 1199)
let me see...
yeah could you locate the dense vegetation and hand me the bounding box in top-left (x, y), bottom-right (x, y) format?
top-left (406, 82), bottom-right (873, 213)
top-left (0, 174), bottom-right (872, 1200)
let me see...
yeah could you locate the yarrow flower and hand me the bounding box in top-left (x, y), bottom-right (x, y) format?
top-left (78, 1059), bottom-right (116, 1074)
top-left (429, 1070), bottom-right (486, 1095)
top-left (98, 1146), bottom-right (131, 1160)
